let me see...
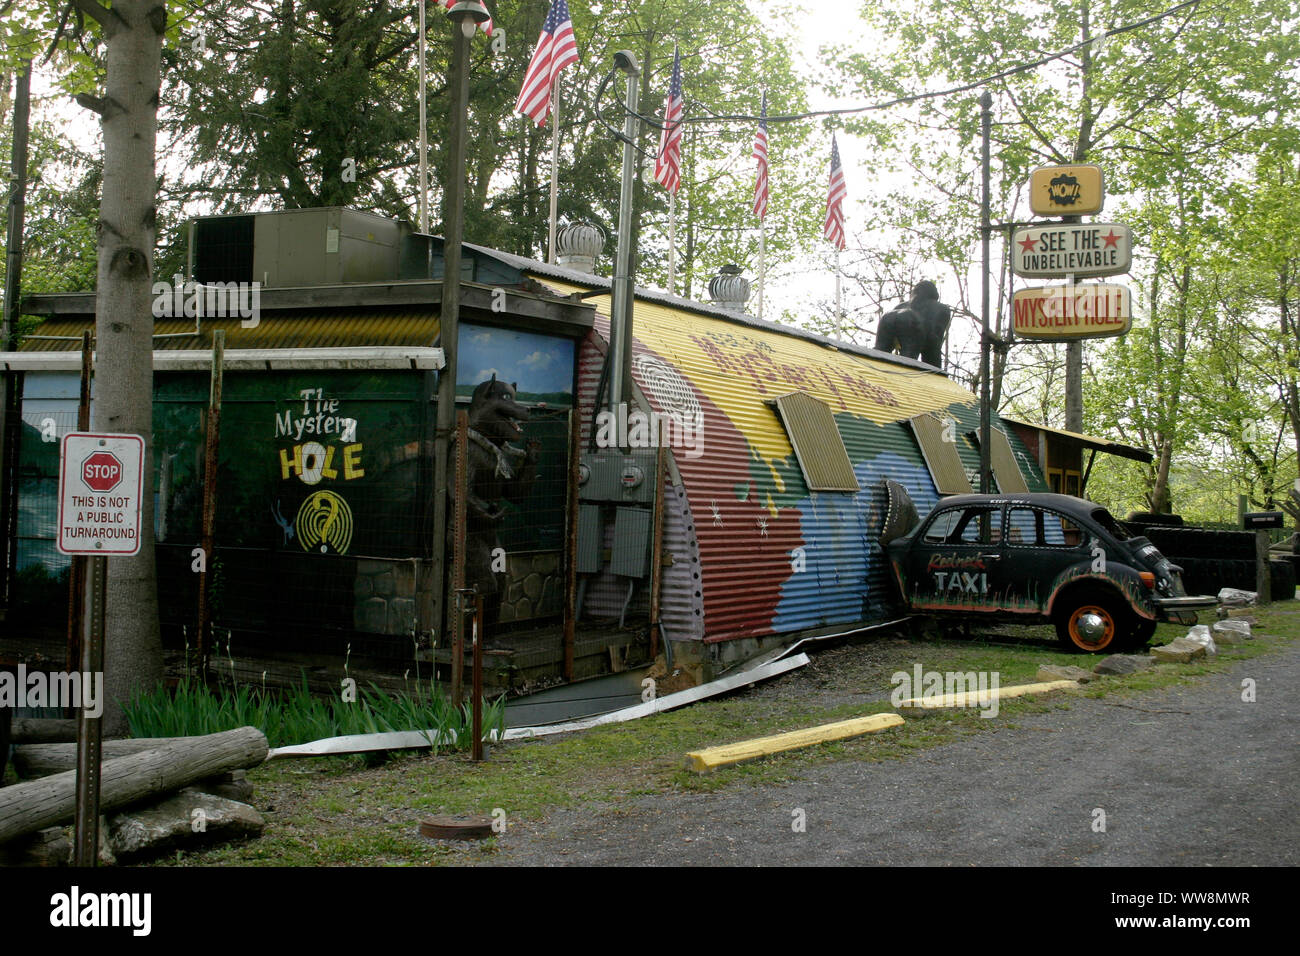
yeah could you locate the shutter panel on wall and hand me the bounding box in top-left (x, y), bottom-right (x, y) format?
top-left (772, 392), bottom-right (860, 492)
top-left (908, 413), bottom-right (973, 495)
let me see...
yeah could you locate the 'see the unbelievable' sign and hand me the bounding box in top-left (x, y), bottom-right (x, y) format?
top-left (1012, 223), bottom-right (1131, 278)
top-left (57, 432), bottom-right (145, 556)
top-left (1029, 164), bottom-right (1105, 217)
top-left (1013, 283), bottom-right (1131, 341)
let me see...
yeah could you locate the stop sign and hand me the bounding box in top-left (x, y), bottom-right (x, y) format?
top-left (82, 451), bottom-right (124, 492)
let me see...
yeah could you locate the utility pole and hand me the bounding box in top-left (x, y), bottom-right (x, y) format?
top-left (608, 51), bottom-right (641, 414)
top-left (431, 3), bottom-right (486, 652)
top-left (978, 88), bottom-right (993, 494)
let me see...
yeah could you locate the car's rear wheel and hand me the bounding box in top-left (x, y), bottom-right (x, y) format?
top-left (1055, 588), bottom-right (1131, 653)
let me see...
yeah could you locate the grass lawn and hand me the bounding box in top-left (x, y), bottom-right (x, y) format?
top-left (156, 603), bottom-right (1299, 866)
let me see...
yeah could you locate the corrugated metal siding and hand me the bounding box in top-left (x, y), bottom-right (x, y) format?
top-left (774, 392), bottom-right (860, 492)
top-left (575, 328), bottom-right (704, 640)
top-left (541, 278), bottom-right (1039, 644)
top-left (19, 311), bottom-right (439, 351)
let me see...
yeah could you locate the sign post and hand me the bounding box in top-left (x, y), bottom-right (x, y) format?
top-left (57, 431), bottom-right (144, 866)
top-left (1012, 164), bottom-right (1134, 347)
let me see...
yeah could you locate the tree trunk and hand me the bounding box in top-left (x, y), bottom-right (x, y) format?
top-left (0, 727), bottom-right (267, 845)
top-left (89, 0), bottom-right (168, 735)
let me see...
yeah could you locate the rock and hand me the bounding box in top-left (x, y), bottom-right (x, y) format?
top-left (1150, 637), bottom-right (1208, 664)
top-left (1036, 664), bottom-right (1096, 684)
top-left (198, 770), bottom-right (254, 803)
top-left (0, 825), bottom-right (70, 867)
top-left (0, 818), bottom-right (117, 867)
top-left (1093, 654), bottom-right (1156, 676)
top-left (1218, 587), bottom-right (1257, 607)
top-left (1182, 625), bottom-right (1217, 656)
top-left (522, 572), bottom-right (543, 602)
top-left (373, 569), bottom-right (395, 597)
top-left (1212, 620), bottom-right (1253, 645)
top-left (107, 790), bottom-right (264, 862)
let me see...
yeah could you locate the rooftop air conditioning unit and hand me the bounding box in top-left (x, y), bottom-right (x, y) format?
top-left (189, 207), bottom-right (410, 288)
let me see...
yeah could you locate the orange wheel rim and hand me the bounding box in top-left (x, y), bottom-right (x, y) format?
top-left (1069, 605), bottom-right (1114, 650)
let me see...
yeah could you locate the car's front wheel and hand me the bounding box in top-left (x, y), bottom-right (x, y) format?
top-left (1055, 587), bottom-right (1131, 653)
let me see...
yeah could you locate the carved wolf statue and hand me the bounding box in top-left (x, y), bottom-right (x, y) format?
top-left (450, 375), bottom-right (540, 629)
top-left (874, 280), bottom-right (953, 369)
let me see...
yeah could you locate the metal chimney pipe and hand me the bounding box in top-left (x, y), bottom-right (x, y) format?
top-left (608, 51), bottom-right (640, 414)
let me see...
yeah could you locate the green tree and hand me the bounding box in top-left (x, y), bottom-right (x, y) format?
top-left (827, 0), bottom-right (1300, 513)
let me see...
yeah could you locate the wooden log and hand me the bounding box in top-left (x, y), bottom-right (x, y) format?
top-left (0, 727), bottom-right (267, 845)
top-left (10, 718), bottom-right (79, 744)
top-left (14, 737), bottom-right (210, 779)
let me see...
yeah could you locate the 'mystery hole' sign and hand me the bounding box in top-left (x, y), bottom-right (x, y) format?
top-left (57, 432), bottom-right (145, 556)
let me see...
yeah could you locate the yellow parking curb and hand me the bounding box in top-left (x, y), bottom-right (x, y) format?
top-left (686, 712), bottom-right (905, 772)
top-left (895, 678), bottom-right (1078, 710)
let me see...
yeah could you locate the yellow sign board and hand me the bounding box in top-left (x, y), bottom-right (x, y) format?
top-left (1029, 164), bottom-right (1105, 217)
top-left (1013, 283), bottom-right (1131, 341)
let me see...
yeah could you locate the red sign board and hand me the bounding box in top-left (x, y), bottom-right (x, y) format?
top-left (81, 451), bottom-right (124, 493)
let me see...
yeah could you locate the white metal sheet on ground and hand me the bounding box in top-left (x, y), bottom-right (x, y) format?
top-left (266, 652), bottom-right (811, 759)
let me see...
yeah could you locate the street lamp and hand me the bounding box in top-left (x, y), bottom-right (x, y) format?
top-left (430, 0), bottom-right (489, 679)
top-left (448, 1), bottom-right (490, 38)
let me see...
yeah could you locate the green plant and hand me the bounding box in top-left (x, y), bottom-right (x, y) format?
top-left (122, 670), bottom-right (506, 753)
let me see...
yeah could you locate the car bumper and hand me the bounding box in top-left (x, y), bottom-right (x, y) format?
top-left (1153, 594), bottom-right (1218, 625)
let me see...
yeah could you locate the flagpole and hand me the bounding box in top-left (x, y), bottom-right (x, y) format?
top-left (834, 247), bottom-right (842, 321)
top-left (667, 191), bottom-right (677, 296)
top-left (758, 219), bottom-right (766, 320)
top-left (417, 0), bottom-right (428, 234)
top-left (548, 81), bottom-right (561, 263)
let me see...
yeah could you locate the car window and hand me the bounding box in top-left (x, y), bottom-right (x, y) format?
top-left (1055, 512), bottom-right (1084, 547)
top-left (1091, 508), bottom-right (1132, 541)
top-left (957, 507), bottom-right (1002, 544)
top-left (1006, 507), bottom-right (1043, 545)
top-left (923, 509), bottom-right (963, 543)
top-left (1007, 506), bottom-right (1086, 547)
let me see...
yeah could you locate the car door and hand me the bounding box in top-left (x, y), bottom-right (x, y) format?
top-left (906, 503), bottom-right (1003, 611)
top-left (1001, 504), bottom-right (1090, 613)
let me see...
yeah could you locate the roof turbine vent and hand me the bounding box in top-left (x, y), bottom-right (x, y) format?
top-left (708, 264), bottom-right (750, 313)
top-left (556, 221), bottom-right (606, 275)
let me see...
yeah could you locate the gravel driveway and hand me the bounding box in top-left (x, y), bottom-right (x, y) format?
top-left (483, 641), bottom-right (1299, 866)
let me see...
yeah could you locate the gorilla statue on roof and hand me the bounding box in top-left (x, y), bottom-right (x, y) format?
top-left (874, 280), bottom-right (953, 369)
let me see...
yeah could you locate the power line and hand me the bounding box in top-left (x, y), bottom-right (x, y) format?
top-left (629, 0), bottom-right (1205, 130)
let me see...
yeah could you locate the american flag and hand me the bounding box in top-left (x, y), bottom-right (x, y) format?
top-left (823, 133), bottom-right (847, 250)
top-left (653, 47), bottom-right (684, 194)
top-left (515, 0), bottom-right (579, 127)
top-left (441, 0), bottom-right (493, 36)
top-left (752, 91), bottom-right (769, 219)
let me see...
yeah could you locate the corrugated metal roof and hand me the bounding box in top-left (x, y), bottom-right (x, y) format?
top-left (17, 311), bottom-right (440, 352)
top-left (1000, 416), bottom-right (1154, 463)
top-left (490, 256), bottom-right (943, 373)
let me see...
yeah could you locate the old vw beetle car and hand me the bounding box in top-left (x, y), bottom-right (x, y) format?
top-left (885, 493), bottom-right (1217, 652)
